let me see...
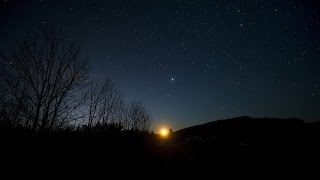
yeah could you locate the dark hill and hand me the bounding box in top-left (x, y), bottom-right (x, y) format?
top-left (169, 116), bottom-right (320, 174)
top-left (174, 116), bottom-right (305, 139)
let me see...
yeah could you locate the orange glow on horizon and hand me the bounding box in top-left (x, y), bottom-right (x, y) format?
top-left (159, 127), bottom-right (170, 138)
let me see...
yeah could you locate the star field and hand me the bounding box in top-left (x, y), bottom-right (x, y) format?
top-left (0, 0), bottom-right (320, 130)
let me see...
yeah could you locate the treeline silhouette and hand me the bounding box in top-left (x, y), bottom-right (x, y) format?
top-left (0, 26), bottom-right (151, 133)
top-left (0, 26), bottom-right (156, 178)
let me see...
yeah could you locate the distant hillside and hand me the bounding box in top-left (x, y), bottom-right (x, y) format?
top-left (169, 116), bottom-right (320, 175)
top-left (174, 116), bottom-right (306, 139)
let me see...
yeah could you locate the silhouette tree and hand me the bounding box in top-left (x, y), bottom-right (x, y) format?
top-left (0, 26), bottom-right (89, 131)
top-left (82, 78), bottom-right (125, 128)
top-left (80, 79), bottom-right (152, 132)
top-left (126, 100), bottom-right (151, 132)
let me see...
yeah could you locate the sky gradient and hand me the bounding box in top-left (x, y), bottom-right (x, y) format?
top-left (1, 0), bottom-right (320, 131)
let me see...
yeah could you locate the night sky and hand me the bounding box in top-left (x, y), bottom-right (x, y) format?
top-left (1, 0), bottom-right (320, 131)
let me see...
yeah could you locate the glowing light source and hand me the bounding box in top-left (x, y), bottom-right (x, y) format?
top-left (159, 127), bottom-right (169, 138)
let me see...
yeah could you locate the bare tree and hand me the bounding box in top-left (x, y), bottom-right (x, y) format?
top-left (0, 26), bottom-right (89, 131)
top-left (80, 79), bottom-right (153, 132)
top-left (82, 78), bottom-right (125, 128)
top-left (126, 100), bottom-right (151, 132)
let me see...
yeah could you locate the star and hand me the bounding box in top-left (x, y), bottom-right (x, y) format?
top-left (1, 0), bottom-right (319, 131)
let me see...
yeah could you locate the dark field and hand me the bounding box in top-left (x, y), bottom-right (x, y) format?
top-left (2, 117), bottom-right (320, 178)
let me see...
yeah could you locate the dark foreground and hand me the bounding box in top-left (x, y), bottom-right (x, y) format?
top-left (2, 117), bottom-right (320, 178)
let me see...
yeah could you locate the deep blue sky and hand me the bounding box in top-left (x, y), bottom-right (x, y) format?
top-left (1, 0), bottom-right (320, 130)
